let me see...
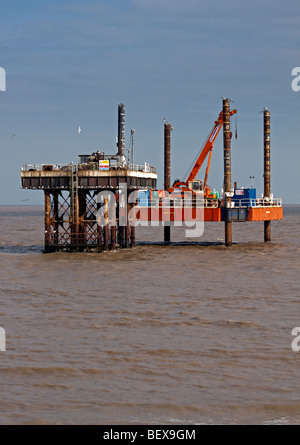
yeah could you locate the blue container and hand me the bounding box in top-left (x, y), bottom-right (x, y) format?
top-left (138, 190), bottom-right (150, 207)
top-left (248, 188), bottom-right (256, 198)
top-left (233, 188), bottom-right (256, 207)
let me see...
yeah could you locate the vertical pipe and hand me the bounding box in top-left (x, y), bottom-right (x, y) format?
top-left (117, 103), bottom-right (125, 163)
top-left (263, 109), bottom-right (271, 242)
top-left (164, 122), bottom-right (171, 244)
top-left (131, 129), bottom-right (135, 166)
top-left (223, 98), bottom-right (232, 247)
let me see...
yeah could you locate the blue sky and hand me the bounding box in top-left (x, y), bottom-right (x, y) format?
top-left (0, 0), bottom-right (299, 204)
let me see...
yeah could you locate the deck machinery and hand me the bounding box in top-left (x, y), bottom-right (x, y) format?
top-left (21, 100), bottom-right (283, 251)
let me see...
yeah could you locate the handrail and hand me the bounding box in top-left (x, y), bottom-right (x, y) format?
top-left (21, 162), bottom-right (156, 174)
top-left (231, 197), bottom-right (282, 207)
top-left (136, 197), bottom-right (282, 209)
top-left (21, 164), bottom-right (71, 172)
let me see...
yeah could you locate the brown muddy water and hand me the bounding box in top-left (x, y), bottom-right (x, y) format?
top-left (0, 205), bottom-right (300, 425)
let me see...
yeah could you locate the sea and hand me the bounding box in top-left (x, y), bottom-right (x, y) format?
top-left (0, 204), bottom-right (300, 425)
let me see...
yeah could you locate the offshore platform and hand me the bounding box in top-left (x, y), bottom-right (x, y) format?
top-left (21, 99), bottom-right (283, 252)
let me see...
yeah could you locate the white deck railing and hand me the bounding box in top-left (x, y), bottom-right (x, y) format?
top-left (137, 197), bottom-right (282, 208)
top-left (21, 162), bottom-right (156, 174)
top-left (231, 197), bottom-right (282, 208)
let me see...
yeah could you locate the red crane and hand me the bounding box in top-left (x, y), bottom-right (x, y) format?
top-left (171, 108), bottom-right (237, 197)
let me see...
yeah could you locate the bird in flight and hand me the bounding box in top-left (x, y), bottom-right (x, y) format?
top-left (78, 126), bottom-right (82, 135)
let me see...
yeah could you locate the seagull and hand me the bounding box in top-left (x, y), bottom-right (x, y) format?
top-left (78, 126), bottom-right (82, 135)
top-left (221, 97), bottom-right (234, 102)
top-left (259, 107), bottom-right (268, 114)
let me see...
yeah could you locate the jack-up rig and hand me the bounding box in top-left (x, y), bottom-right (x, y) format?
top-left (21, 99), bottom-right (283, 252)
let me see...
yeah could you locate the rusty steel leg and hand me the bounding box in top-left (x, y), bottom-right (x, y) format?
top-left (70, 195), bottom-right (79, 249)
top-left (118, 226), bottom-right (124, 248)
top-left (164, 122), bottom-right (172, 244)
top-left (223, 98), bottom-right (233, 247)
top-left (78, 191), bottom-right (87, 248)
top-left (44, 190), bottom-right (51, 250)
top-left (96, 226), bottom-right (102, 252)
top-left (117, 195), bottom-right (125, 248)
top-left (225, 221), bottom-right (232, 247)
top-left (164, 226), bottom-right (170, 245)
top-left (103, 197), bottom-right (109, 251)
top-left (128, 203), bottom-right (135, 248)
top-left (125, 201), bottom-right (131, 248)
top-left (75, 193), bottom-right (80, 250)
top-left (111, 226), bottom-right (116, 250)
top-left (128, 199), bottom-right (136, 248)
top-left (131, 225), bottom-right (136, 248)
top-left (124, 227), bottom-right (129, 248)
top-left (110, 199), bottom-right (116, 250)
top-left (103, 225), bottom-right (109, 251)
top-left (264, 109), bottom-right (271, 242)
top-left (53, 191), bottom-right (59, 245)
top-left (264, 220), bottom-right (271, 243)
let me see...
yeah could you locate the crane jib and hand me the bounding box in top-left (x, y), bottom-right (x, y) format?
top-left (209, 123), bottom-right (222, 143)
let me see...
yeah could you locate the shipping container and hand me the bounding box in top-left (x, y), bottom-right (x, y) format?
top-left (232, 188), bottom-right (256, 207)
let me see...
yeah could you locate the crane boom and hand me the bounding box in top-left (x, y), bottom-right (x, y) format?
top-left (186, 109), bottom-right (237, 184)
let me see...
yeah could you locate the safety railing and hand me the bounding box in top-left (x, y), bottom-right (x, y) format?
top-left (21, 164), bottom-right (71, 172)
top-left (127, 163), bottom-right (157, 174)
top-left (136, 197), bottom-right (282, 209)
top-left (137, 198), bottom-right (207, 208)
top-left (22, 162), bottom-right (157, 174)
top-left (231, 197), bottom-right (282, 208)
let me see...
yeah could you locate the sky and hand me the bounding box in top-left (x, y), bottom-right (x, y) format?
top-left (0, 0), bottom-right (299, 204)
